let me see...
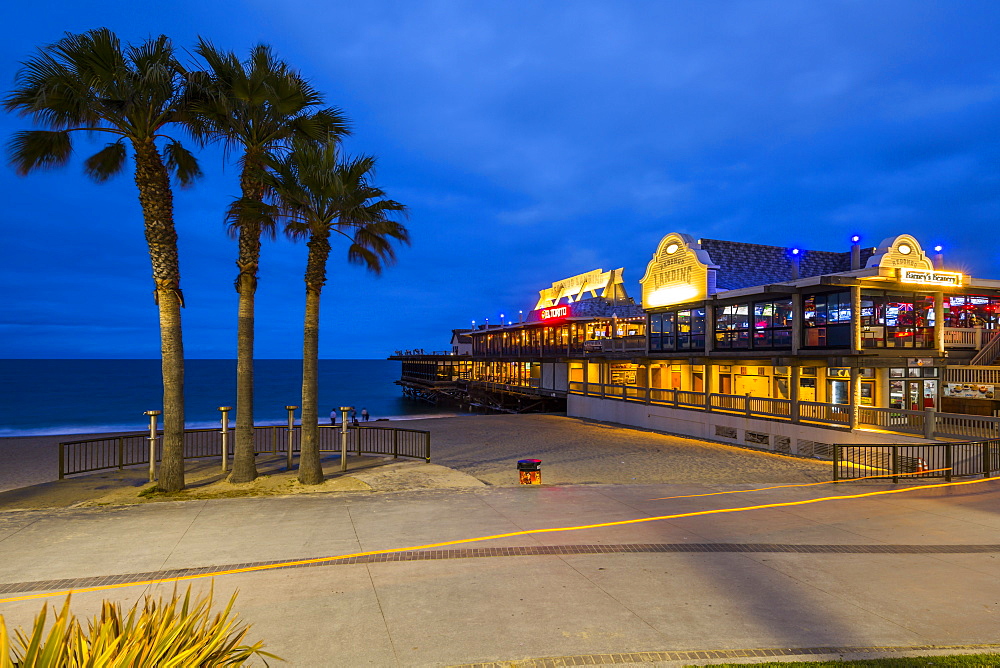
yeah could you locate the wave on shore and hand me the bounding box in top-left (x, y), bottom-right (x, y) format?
top-left (0, 412), bottom-right (465, 439)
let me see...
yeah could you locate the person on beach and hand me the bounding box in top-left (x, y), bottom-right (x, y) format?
top-left (350, 408), bottom-right (358, 425)
top-left (330, 409), bottom-right (337, 426)
top-left (361, 408), bottom-right (370, 422)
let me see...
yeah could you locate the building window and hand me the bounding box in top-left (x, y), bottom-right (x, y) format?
top-left (944, 295), bottom-right (1000, 329)
top-left (648, 308), bottom-right (704, 352)
top-left (714, 304), bottom-right (750, 349)
top-left (752, 298), bottom-right (793, 349)
top-left (861, 291), bottom-right (935, 349)
top-left (803, 291), bottom-right (851, 348)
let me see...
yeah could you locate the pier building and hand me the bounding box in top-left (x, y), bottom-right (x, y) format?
top-left (393, 232), bottom-right (1000, 451)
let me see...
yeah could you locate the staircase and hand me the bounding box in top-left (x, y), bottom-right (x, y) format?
top-left (969, 330), bottom-right (1000, 366)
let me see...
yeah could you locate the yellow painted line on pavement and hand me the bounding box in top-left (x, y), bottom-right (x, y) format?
top-left (649, 467), bottom-right (953, 500)
top-left (1, 475), bottom-right (996, 605)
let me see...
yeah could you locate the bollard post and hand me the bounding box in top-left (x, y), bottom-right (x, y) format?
top-left (219, 407), bottom-right (232, 473)
top-left (285, 406), bottom-right (298, 470)
top-left (144, 410), bottom-right (161, 483)
top-left (339, 406), bottom-right (352, 472)
top-left (924, 407), bottom-right (936, 440)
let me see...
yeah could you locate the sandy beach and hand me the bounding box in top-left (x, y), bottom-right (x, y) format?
top-left (0, 413), bottom-right (829, 497)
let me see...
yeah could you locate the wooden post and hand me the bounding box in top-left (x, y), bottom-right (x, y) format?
top-left (934, 292), bottom-right (945, 356)
top-left (791, 365), bottom-right (800, 423)
top-left (851, 285), bottom-right (862, 354)
top-left (791, 293), bottom-right (803, 355)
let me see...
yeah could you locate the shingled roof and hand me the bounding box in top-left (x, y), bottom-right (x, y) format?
top-left (698, 239), bottom-right (876, 291)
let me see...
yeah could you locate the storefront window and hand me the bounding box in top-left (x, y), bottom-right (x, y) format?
top-left (860, 291), bottom-right (935, 348)
top-left (803, 291), bottom-right (851, 348)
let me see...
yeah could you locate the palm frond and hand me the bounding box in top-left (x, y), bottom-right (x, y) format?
top-left (83, 141), bottom-right (127, 182)
top-left (163, 139), bottom-right (202, 188)
top-left (7, 130), bottom-right (73, 175)
top-left (225, 196), bottom-right (280, 240)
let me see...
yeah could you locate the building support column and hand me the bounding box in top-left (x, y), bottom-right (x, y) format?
top-left (851, 285), bottom-right (862, 354)
top-left (791, 364), bottom-right (800, 423)
top-left (704, 362), bottom-right (714, 412)
top-left (934, 291), bottom-right (945, 356)
top-left (704, 303), bottom-right (715, 354)
top-left (849, 366), bottom-right (860, 431)
top-left (791, 293), bottom-right (803, 355)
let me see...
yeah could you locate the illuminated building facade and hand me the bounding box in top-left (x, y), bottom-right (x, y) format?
top-left (393, 269), bottom-right (645, 412)
top-left (571, 232), bottom-right (1000, 449)
top-left (394, 232), bottom-right (1000, 450)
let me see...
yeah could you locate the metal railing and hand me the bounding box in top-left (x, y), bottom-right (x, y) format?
top-left (834, 440), bottom-right (1000, 482)
top-left (59, 424), bottom-right (431, 479)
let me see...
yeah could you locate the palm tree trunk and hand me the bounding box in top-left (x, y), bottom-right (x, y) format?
top-left (133, 140), bottom-right (185, 492)
top-left (231, 223), bottom-right (260, 483)
top-left (230, 165), bottom-right (265, 483)
top-left (298, 232), bottom-right (330, 485)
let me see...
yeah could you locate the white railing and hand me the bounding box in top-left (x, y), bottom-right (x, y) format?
top-left (858, 406), bottom-right (925, 436)
top-left (945, 366), bottom-right (1000, 384)
top-left (569, 382), bottom-right (1000, 439)
top-left (933, 412), bottom-right (1000, 440)
top-left (970, 330), bottom-right (1000, 365)
top-left (943, 327), bottom-right (988, 348)
top-left (798, 401), bottom-right (851, 425)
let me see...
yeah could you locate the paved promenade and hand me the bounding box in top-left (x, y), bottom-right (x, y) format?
top-left (1, 475), bottom-right (999, 666)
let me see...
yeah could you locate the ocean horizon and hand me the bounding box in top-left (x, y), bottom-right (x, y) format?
top-left (0, 359), bottom-right (455, 437)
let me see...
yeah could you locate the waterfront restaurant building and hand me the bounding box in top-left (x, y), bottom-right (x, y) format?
top-left (394, 268), bottom-right (646, 412)
top-left (569, 232), bottom-right (1000, 451)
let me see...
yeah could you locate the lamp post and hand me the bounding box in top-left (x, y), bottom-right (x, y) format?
top-left (339, 406), bottom-right (353, 472)
top-left (143, 410), bottom-right (161, 483)
top-left (285, 405), bottom-right (298, 470)
top-left (219, 406), bottom-right (232, 473)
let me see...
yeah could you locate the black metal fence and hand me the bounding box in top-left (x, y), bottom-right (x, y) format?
top-left (834, 440), bottom-right (1000, 483)
top-left (59, 424), bottom-right (431, 479)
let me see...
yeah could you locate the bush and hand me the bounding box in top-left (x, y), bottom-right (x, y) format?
top-left (0, 585), bottom-right (279, 666)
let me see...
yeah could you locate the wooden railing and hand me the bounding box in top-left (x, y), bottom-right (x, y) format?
top-left (969, 330), bottom-right (1000, 365)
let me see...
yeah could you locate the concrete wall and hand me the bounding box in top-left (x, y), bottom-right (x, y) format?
top-left (541, 362), bottom-right (568, 392)
top-left (568, 394), bottom-right (933, 458)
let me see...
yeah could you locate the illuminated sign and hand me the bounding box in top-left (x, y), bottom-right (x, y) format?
top-left (640, 233), bottom-right (717, 308)
top-left (540, 305), bottom-right (569, 320)
top-left (535, 268), bottom-right (629, 310)
top-left (899, 269), bottom-right (963, 286)
top-left (868, 234), bottom-right (934, 270)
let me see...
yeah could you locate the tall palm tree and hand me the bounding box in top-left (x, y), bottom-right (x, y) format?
top-left (265, 140), bottom-right (408, 484)
top-left (190, 40), bottom-right (350, 483)
top-left (5, 28), bottom-right (201, 492)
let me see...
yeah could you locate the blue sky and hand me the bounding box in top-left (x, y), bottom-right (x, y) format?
top-left (2, 1), bottom-right (999, 358)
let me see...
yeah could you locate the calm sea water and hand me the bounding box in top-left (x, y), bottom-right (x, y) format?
top-left (0, 359), bottom-right (453, 436)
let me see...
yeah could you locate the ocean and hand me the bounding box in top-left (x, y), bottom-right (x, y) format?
top-left (0, 359), bottom-right (453, 437)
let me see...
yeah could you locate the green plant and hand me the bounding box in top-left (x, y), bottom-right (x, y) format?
top-left (0, 585), bottom-right (279, 666)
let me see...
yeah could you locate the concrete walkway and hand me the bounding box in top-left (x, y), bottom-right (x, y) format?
top-left (1, 477), bottom-right (999, 666)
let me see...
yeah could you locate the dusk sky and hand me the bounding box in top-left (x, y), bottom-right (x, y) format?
top-left (2, 1), bottom-right (999, 359)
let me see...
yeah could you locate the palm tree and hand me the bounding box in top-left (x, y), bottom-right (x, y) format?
top-left (190, 40), bottom-right (350, 483)
top-left (5, 29), bottom-right (201, 492)
top-left (265, 140), bottom-right (408, 484)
